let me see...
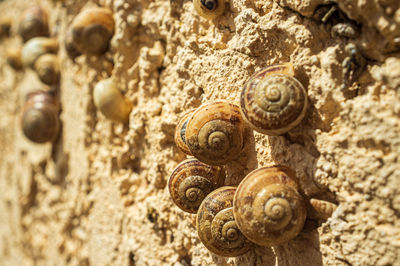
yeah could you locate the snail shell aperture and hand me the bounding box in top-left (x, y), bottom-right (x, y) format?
top-left (34, 54), bottom-right (60, 85)
top-left (168, 158), bottom-right (224, 213)
top-left (185, 101), bottom-right (245, 166)
top-left (18, 6), bottom-right (49, 42)
top-left (21, 37), bottom-right (58, 68)
top-left (194, 0), bottom-right (226, 20)
top-left (240, 63), bottom-right (308, 135)
top-left (233, 166), bottom-right (306, 247)
top-left (174, 111), bottom-right (194, 155)
top-left (197, 186), bottom-right (251, 257)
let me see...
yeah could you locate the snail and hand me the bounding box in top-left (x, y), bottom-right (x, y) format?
top-left (34, 54), bottom-right (60, 85)
top-left (174, 110), bottom-right (194, 155)
top-left (93, 78), bottom-right (132, 123)
top-left (70, 7), bottom-right (114, 54)
top-left (233, 166), bottom-right (307, 247)
top-left (0, 18), bottom-right (11, 38)
top-left (309, 198), bottom-right (337, 220)
top-left (194, 0), bottom-right (226, 20)
top-left (18, 6), bottom-right (49, 42)
top-left (168, 158), bottom-right (225, 213)
top-left (21, 91), bottom-right (60, 143)
top-left (21, 37), bottom-right (58, 68)
top-left (240, 63), bottom-right (308, 135)
top-left (64, 28), bottom-right (82, 59)
top-left (197, 186), bottom-right (251, 257)
top-left (6, 48), bottom-right (23, 70)
top-left (185, 101), bottom-right (245, 166)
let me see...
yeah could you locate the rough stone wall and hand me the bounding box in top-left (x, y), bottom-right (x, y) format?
top-left (0, 0), bottom-right (399, 265)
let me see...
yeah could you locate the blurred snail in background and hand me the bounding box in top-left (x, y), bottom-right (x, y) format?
top-left (21, 91), bottom-right (60, 143)
top-left (174, 110), bottom-right (194, 155)
top-left (194, 0), bottom-right (226, 20)
top-left (93, 78), bottom-right (132, 123)
top-left (197, 186), bottom-right (251, 257)
top-left (34, 54), bottom-right (60, 85)
top-left (21, 37), bottom-right (58, 68)
top-left (309, 198), bottom-right (337, 220)
top-left (185, 101), bottom-right (245, 166)
top-left (64, 28), bottom-right (82, 59)
top-left (168, 158), bottom-right (224, 213)
top-left (70, 7), bottom-right (114, 54)
top-left (240, 63), bottom-right (308, 135)
top-left (233, 166), bottom-right (306, 247)
top-left (0, 18), bottom-right (11, 38)
top-left (6, 48), bottom-right (23, 70)
top-left (18, 6), bottom-right (49, 42)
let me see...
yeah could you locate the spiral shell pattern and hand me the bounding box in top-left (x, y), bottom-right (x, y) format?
top-left (240, 63), bottom-right (308, 135)
top-left (233, 166), bottom-right (306, 247)
top-left (174, 111), bottom-right (194, 155)
top-left (185, 101), bottom-right (244, 166)
top-left (194, 0), bottom-right (225, 20)
top-left (197, 186), bottom-right (251, 257)
top-left (310, 199), bottom-right (337, 220)
top-left (168, 158), bottom-right (224, 213)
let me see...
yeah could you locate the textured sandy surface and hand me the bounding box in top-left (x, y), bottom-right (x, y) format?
top-left (0, 0), bottom-right (399, 265)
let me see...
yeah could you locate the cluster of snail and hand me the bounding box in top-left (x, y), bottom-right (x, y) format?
top-left (168, 63), bottom-right (337, 257)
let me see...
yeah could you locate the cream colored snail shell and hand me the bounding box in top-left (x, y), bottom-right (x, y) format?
top-left (174, 111), bottom-right (194, 155)
top-left (194, 0), bottom-right (226, 20)
top-left (21, 91), bottom-right (60, 143)
top-left (309, 198), bottom-right (337, 220)
top-left (197, 186), bottom-right (251, 257)
top-left (71, 7), bottom-right (114, 54)
top-left (240, 63), bottom-right (308, 135)
top-left (93, 78), bottom-right (132, 123)
top-left (168, 158), bottom-right (224, 213)
top-left (21, 37), bottom-right (58, 68)
top-left (233, 166), bottom-right (307, 247)
top-left (6, 48), bottom-right (23, 70)
top-left (18, 6), bottom-right (49, 42)
top-left (34, 54), bottom-right (60, 85)
top-left (185, 101), bottom-right (245, 166)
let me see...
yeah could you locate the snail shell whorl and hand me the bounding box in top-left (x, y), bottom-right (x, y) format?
top-left (185, 102), bottom-right (244, 166)
top-left (34, 54), bottom-right (60, 85)
top-left (19, 6), bottom-right (49, 42)
top-left (197, 186), bottom-right (251, 257)
top-left (310, 199), bottom-right (337, 220)
top-left (21, 37), bottom-right (59, 68)
top-left (194, 0), bottom-right (225, 20)
top-left (168, 158), bottom-right (224, 213)
top-left (233, 166), bottom-right (306, 247)
top-left (174, 111), bottom-right (194, 155)
top-left (240, 63), bottom-right (308, 135)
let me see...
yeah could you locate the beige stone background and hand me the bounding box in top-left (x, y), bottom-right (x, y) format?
top-left (0, 0), bottom-right (400, 265)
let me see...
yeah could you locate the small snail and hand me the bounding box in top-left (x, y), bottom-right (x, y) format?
top-left (18, 6), bottom-right (49, 42)
top-left (21, 91), bottom-right (60, 143)
top-left (197, 186), bottom-right (251, 257)
top-left (21, 37), bottom-right (58, 68)
top-left (168, 158), bottom-right (224, 213)
top-left (194, 0), bottom-right (226, 20)
top-left (240, 63), bottom-right (308, 135)
top-left (34, 54), bottom-right (60, 85)
top-left (233, 166), bottom-right (306, 247)
top-left (71, 7), bottom-right (114, 54)
top-left (309, 198), bottom-right (337, 220)
top-left (93, 78), bottom-right (132, 123)
top-left (6, 48), bottom-right (23, 70)
top-left (0, 18), bottom-right (11, 38)
top-left (185, 101), bottom-right (245, 166)
top-left (64, 28), bottom-right (82, 59)
top-left (174, 111), bottom-right (194, 155)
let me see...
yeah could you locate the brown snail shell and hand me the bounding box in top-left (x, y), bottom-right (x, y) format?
top-left (34, 54), bottom-right (60, 85)
top-left (18, 6), bottom-right (49, 42)
top-left (93, 78), bottom-right (132, 123)
top-left (174, 111), bottom-right (194, 155)
top-left (71, 7), bottom-right (114, 54)
top-left (6, 48), bottom-right (23, 70)
top-left (0, 18), bottom-right (11, 38)
top-left (168, 158), bottom-right (224, 213)
top-left (185, 101), bottom-right (245, 166)
top-left (21, 37), bottom-right (58, 68)
top-left (21, 91), bottom-right (60, 143)
top-left (197, 186), bottom-right (251, 257)
top-left (64, 28), bottom-right (82, 59)
top-left (194, 0), bottom-right (226, 20)
top-left (240, 63), bottom-right (308, 135)
top-left (233, 166), bottom-right (306, 247)
top-left (309, 199), bottom-right (337, 220)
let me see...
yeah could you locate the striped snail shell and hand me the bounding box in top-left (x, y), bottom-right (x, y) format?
top-left (309, 198), bottom-right (337, 220)
top-left (34, 54), bottom-right (60, 85)
top-left (240, 63), bottom-right (308, 135)
top-left (174, 110), bottom-right (194, 155)
top-left (168, 158), bottom-right (224, 213)
top-left (185, 101), bottom-right (245, 166)
top-left (233, 166), bottom-right (306, 247)
top-left (18, 6), bottom-right (49, 42)
top-left (21, 37), bottom-right (58, 68)
top-left (193, 0), bottom-right (226, 20)
top-left (197, 186), bottom-right (251, 257)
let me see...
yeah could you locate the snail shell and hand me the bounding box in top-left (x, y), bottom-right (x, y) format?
top-left (174, 111), bottom-right (194, 155)
top-left (18, 6), bottom-right (49, 42)
top-left (233, 166), bottom-right (306, 247)
top-left (93, 78), bottom-right (132, 123)
top-left (0, 18), bottom-right (11, 38)
top-left (21, 37), bottom-right (58, 68)
top-left (185, 101), bottom-right (245, 166)
top-left (21, 91), bottom-right (60, 143)
top-left (64, 28), bottom-right (82, 59)
top-left (71, 7), bottom-right (114, 54)
top-left (194, 0), bottom-right (226, 20)
top-left (6, 48), bottom-right (23, 70)
top-left (168, 158), bottom-right (224, 213)
top-left (240, 63), bottom-right (308, 135)
top-left (197, 186), bottom-right (251, 257)
top-left (309, 199), bottom-right (337, 220)
top-left (34, 54), bottom-right (60, 85)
